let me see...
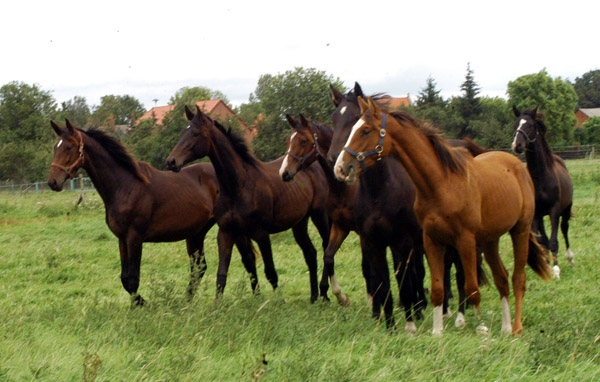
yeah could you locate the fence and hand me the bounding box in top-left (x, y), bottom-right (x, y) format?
top-left (0, 175), bottom-right (95, 195)
top-left (493, 145), bottom-right (596, 161)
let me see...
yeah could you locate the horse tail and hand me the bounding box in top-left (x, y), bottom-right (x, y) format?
top-left (251, 240), bottom-right (261, 259)
top-left (476, 250), bottom-right (489, 286)
top-left (527, 232), bottom-right (552, 280)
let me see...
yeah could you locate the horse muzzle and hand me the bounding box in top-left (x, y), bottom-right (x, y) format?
top-left (166, 157), bottom-right (182, 172)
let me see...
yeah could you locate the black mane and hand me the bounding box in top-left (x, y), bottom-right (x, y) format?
top-left (211, 118), bottom-right (258, 166)
top-left (84, 128), bottom-right (150, 182)
top-left (524, 109), bottom-right (555, 167)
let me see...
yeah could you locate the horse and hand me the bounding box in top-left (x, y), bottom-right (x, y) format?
top-left (512, 106), bottom-right (574, 279)
top-left (325, 83), bottom-right (488, 330)
top-left (166, 106), bottom-right (330, 303)
top-left (334, 96), bottom-right (552, 336)
top-left (47, 120), bottom-right (260, 305)
top-left (280, 114), bottom-right (356, 307)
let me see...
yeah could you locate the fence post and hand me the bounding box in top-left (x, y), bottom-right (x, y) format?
top-left (35, 182), bottom-right (39, 195)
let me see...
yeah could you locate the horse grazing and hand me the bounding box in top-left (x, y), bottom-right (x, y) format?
top-left (335, 96), bottom-right (552, 336)
top-left (512, 107), bottom-right (574, 279)
top-left (166, 106), bottom-right (330, 303)
top-left (47, 120), bottom-right (259, 305)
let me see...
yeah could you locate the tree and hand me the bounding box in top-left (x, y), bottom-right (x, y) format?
top-left (89, 95), bottom-right (145, 127)
top-left (573, 69), bottom-right (600, 108)
top-left (415, 76), bottom-right (446, 108)
top-left (169, 86), bottom-right (231, 107)
top-left (574, 116), bottom-right (600, 145)
top-left (249, 67), bottom-right (346, 160)
top-left (58, 96), bottom-right (91, 127)
top-left (454, 63), bottom-right (482, 138)
top-left (0, 81), bottom-right (57, 181)
top-left (508, 69), bottom-right (578, 145)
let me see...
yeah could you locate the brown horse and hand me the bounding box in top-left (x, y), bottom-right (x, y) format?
top-left (335, 96), bottom-right (552, 336)
top-left (47, 120), bottom-right (260, 305)
top-left (166, 106), bottom-right (330, 302)
top-left (512, 107), bottom-right (574, 279)
top-left (280, 114), bottom-right (356, 307)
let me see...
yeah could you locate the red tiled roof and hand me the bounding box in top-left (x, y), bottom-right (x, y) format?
top-left (379, 96), bottom-right (411, 108)
top-left (138, 100), bottom-right (232, 125)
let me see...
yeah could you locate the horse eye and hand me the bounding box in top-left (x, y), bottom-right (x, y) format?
top-left (193, 132), bottom-right (200, 137)
top-left (361, 129), bottom-right (371, 136)
top-left (300, 140), bottom-right (308, 145)
top-left (65, 145), bottom-right (73, 150)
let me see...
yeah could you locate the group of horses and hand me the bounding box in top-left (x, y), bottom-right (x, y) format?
top-left (46, 82), bottom-right (573, 337)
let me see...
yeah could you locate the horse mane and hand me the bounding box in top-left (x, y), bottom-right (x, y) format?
top-left (83, 128), bottom-right (150, 183)
top-left (387, 109), bottom-right (469, 175)
top-left (209, 117), bottom-right (258, 166)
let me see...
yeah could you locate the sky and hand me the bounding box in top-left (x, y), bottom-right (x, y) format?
top-left (2, 0), bottom-right (598, 111)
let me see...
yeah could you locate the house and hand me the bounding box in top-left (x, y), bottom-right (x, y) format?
top-left (138, 99), bottom-right (256, 142)
top-left (575, 108), bottom-right (600, 127)
top-left (377, 95), bottom-right (411, 109)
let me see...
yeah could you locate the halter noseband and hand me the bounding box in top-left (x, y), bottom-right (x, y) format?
top-left (285, 132), bottom-right (323, 168)
top-left (51, 132), bottom-right (85, 179)
top-left (342, 112), bottom-right (386, 171)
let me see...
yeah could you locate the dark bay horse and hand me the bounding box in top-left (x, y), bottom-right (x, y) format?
top-left (166, 106), bottom-right (330, 302)
top-left (335, 96), bottom-right (552, 336)
top-left (512, 107), bottom-right (574, 279)
top-left (47, 120), bottom-right (259, 305)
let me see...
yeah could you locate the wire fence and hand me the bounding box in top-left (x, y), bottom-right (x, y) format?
top-left (0, 176), bottom-right (95, 195)
top-left (0, 145), bottom-right (596, 196)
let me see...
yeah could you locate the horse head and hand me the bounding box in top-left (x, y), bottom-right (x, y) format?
top-left (166, 105), bottom-right (212, 172)
top-left (511, 106), bottom-right (540, 154)
top-left (47, 119), bottom-right (85, 191)
top-left (327, 82), bottom-right (365, 166)
top-left (279, 114), bottom-right (319, 181)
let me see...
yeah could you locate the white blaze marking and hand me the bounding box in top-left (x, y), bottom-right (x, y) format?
top-left (340, 106), bottom-right (347, 115)
top-left (279, 132), bottom-right (297, 177)
top-left (511, 119), bottom-right (527, 151)
top-left (346, 118), bottom-right (365, 148)
top-left (501, 296), bottom-right (512, 333)
top-left (186, 124), bottom-right (191, 129)
top-left (432, 305), bottom-right (443, 337)
top-left (57, 140), bottom-right (63, 148)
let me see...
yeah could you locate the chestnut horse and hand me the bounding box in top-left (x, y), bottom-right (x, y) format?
top-left (47, 120), bottom-right (259, 305)
top-left (335, 96), bottom-right (552, 336)
top-left (512, 107), bottom-right (574, 279)
top-left (324, 84), bottom-right (487, 330)
top-left (166, 106), bottom-right (330, 302)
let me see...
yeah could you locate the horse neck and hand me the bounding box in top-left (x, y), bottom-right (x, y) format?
top-left (525, 133), bottom-right (555, 187)
top-left (80, 133), bottom-right (138, 204)
top-left (384, 117), bottom-right (449, 198)
top-left (206, 125), bottom-right (251, 196)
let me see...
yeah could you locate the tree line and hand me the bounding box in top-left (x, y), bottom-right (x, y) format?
top-left (1, 67), bottom-right (599, 182)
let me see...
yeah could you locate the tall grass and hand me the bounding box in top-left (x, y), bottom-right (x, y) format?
top-left (0, 159), bottom-right (599, 381)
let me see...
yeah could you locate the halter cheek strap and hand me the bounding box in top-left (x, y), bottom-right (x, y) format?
top-left (342, 112), bottom-right (386, 171)
top-left (516, 125), bottom-right (537, 144)
top-left (285, 132), bottom-right (324, 168)
top-left (51, 132), bottom-right (85, 179)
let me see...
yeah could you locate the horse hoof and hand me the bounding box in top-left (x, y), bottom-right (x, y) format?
top-left (455, 313), bottom-right (466, 329)
top-left (336, 294), bottom-right (350, 307)
top-left (443, 308), bottom-right (452, 319)
top-left (405, 321), bottom-right (417, 335)
top-left (553, 265), bottom-right (561, 280)
top-left (501, 324), bottom-right (513, 334)
top-left (432, 329), bottom-right (443, 338)
top-left (566, 249), bottom-right (574, 265)
top-left (131, 295), bottom-right (145, 307)
top-left (476, 323), bottom-right (489, 336)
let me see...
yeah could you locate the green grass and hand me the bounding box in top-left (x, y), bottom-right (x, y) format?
top-left (1, 159), bottom-right (599, 381)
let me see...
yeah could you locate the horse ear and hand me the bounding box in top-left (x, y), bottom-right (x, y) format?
top-left (299, 114), bottom-right (309, 127)
top-left (285, 114), bottom-right (297, 128)
top-left (367, 97), bottom-right (379, 114)
top-left (358, 96), bottom-right (369, 114)
top-left (512, 105), bottom-right (520, 117)
top-left (330, 84), bottom-right (344, 106)
top-left (65, 119), bottom-right (75, 134)
top-left (50, 121), bottom-right (63, 136)
top-left (354, 82), bottom-right (364, 98)
top-left (184, 105), bottom-right (195, 121)
top-left (532, 106), bottom-right (539, 118)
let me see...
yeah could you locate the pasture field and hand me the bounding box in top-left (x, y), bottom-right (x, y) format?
top-left (0, 159), bottom-right (599, 381)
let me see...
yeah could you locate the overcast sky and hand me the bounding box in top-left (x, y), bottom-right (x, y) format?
top-left (2, 0), bottom-right (598, 110)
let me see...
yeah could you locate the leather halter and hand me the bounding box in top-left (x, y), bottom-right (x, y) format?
top-left (515, 121), bottom-right (537, 145)
top-left (285, 132), bottom-right (323, 168)
top-left (342, 112), bottom-right (386, 171)
top-left (50, 132), bottom-right (85, 179)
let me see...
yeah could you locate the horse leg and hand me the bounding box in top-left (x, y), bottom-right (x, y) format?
top-left (322, 223), bottom-right (350, 305)
top-left (548, 208), bottom-right (562, 278)
top-left (480, 240), bottom-right (511, 334)
top-left (310, 209), bottom-right (334, 301)
top-left (454, 251), bottom-right (467, 329)
top-left (119, 236), bottom-right (144, 306)
top-left (561, 204), bottom-right (573, 264)
top-left (509, 227), bottom-right (530, 336)
top-left (453, 232), bottom-right (483, 334)
top-left (423, 233), bottom-right (447, 337)
top-left (215, 228), bottom-right (235, 297)
top-left (443, 247), bottom-right (457, 318)
top-left (185, 230), bottom-right (211, 300)
top-left (292, 217), bottom-right (319, 303)
top-left (391, 242), bottom-right (425, 334)
top-left (255, 232), bottom-right (278, 290)
top-left (234, 236), bottom-right (259, 294)
top-left (361, 238), bottom-right (394, 328)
